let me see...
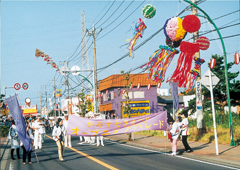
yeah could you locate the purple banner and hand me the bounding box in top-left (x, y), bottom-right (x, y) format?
top-left (67, 111), bottom-right (167, 136)
top-left (6, 94), bottom-right (31, 152)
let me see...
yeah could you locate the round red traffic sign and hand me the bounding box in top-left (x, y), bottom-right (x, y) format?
top-left (22, 83), bottom-right (29, 90)
top-left (14, 83), bottom-right (21, 90)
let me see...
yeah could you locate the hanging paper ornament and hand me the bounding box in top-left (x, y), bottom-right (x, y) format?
top-left (165, 37), bottom-right (182, 49)
top-left (210, 58), bottom-right (216, 69)
top-left (234, 52), bottom-right (240, 65)
top-left (196, 36), bottom-right (210, 50)
top-left (182, 15), bottom-right (201, 33)
top-left (137, 83), bottom-right (141, 90)
top-left (164, 17), bottom-right (186, 42)
top-left (147, 83), bottom-right (151, 90)
top-left (129, 84), bottom-right (133, 90)
top-left (167, 41), bottom-right (199, 87)
top-left (127, 18), bottom-right (147, 57)
top-left (157, 82), bottom-right (161, 88)
top-left (122, 89), bottom-right (126, 94)
top-left (141, 45), bottom-right (178, 85)
top-left (142, 4), bottom-right (156, 19)
top-left (184, 57), bottom-right (205, 90)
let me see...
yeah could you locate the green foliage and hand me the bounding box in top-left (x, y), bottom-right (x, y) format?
top-left (48, 110), bottom-right (63, 117)
top-left (76, 89), bottom-right (91, 117)
top-left (0, 125), bottom-right (10, 137)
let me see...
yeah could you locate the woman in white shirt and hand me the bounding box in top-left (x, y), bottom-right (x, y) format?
top-left (63, 115), bottom-right (72, 147)
top-left (170, 117), bottom-right (181, 156)
top-left (52, 118), bottom-right (66, 162)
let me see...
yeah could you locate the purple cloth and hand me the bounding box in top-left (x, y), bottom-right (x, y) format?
top-left (6, 94), bottom-right (31, 152)
top-left (67, 111), bottom-right (167, 136)
top-left (170, 81), bottom-right (179, 112)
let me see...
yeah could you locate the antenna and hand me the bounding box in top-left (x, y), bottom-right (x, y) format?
top-left (81, 10), bottom-right (90, 91)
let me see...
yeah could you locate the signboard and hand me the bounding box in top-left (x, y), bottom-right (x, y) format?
top-left (122, 100), bottom-right (150, 118)
top-left (14, 83), bottom-right (21, 90)
top-left (22, 105), bottom-right (37, 114)
top-left (55, 89), bottom-right (62, 98)
top-left (200, 70), bottom-right (220, 91)
top-left (86, 95), bottom-right (93, 112)
top-left (22, 83), bottom-right (29, 90)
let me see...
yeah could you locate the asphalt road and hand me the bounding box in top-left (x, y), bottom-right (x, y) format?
top-left (3, 133), bottom-right (238, 170)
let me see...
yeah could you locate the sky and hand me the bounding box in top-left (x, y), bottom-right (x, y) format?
top-left (1, 0), bottom-right (240, 109)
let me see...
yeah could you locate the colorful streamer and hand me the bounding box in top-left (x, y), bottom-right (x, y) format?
top-left (141, 45), bottom-right (178, 87)
top-left (35, 49), bottom-right (60, 72)
top-left (127, 18), bottom-right (147, 57)
top-left (167, 41), bottom-right (199, 87)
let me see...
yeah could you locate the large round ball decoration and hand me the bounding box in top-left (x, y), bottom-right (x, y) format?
top-left (196, 36), bottom-right (210, 50)
top-left (164, 17), bottom-right (186, 42)
top-left (142, 4), bottom-right (156, 19)
top-left (182, 15), bottom-right (201, 33)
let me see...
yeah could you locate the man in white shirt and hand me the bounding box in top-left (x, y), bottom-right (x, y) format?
top-left (180, 113), bottom-right (193, 153)
top-left (40, 118), bottom-right (46, 143)
top-left (63, 115), bottom-right (72, 147)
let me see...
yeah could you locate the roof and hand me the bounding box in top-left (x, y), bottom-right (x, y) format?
top-left (99, 73), bottom-right (158, 91)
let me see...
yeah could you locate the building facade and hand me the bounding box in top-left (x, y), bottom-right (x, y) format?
top-left (98, 73), bottom-right (163, 118)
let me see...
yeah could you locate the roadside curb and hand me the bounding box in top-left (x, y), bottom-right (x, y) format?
top-left (104, 137), bottom-right (240, 169)
top-left (0, 137), bottom-right (10, 170)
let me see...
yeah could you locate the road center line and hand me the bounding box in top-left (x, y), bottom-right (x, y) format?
top-left (46, 135), bottom-right (119, 170)
top-left (105, 140), bottom-right (239, 170)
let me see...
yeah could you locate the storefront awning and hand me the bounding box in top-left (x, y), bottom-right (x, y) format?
top-left (99, 103), bottom-right (112, 112)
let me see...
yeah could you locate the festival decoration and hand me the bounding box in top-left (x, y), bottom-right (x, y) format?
top-left (196, 36), bottom-right (210, 50)
top-left (147, 83), bottom-right (151, 90)
top-left (234, 52), bottom-right (240, 65)
top-left (137, 83), bottom-right (141, 90)
top-left (182, 15), bottom-right (201, 33)
top-left (142, 4), bottom-right (156, 19)
top-left (127, 18), bottom-right (147, 57)
top-left (35, 49), bottom-right (60, 72)
top-left (210, 58), bottom-right (216, 69)
top-left (167, 41), bottom-right (199, 87)
top-left (164, 17), bottom-right (186, 42)
top-left (185, 57), bottom-right (205, 89)
top-left (141, 45), bottom-right (178, 88)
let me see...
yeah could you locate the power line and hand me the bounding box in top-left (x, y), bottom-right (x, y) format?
top-left (96, 0), bottom-right (126, 29)
top-left (95, 0), bottom-right (116, 26)
top-left (209, 33), bottom-right (240, 41)
top-left (96, 0), bottom-right (146, 41)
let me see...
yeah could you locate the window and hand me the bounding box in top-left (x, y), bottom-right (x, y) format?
top-left (122, 92), bottom-right (133, 99)
top-left (110, 91), bottom-right (114, 100)
top-left (133, 91), bottom-right (144, 98)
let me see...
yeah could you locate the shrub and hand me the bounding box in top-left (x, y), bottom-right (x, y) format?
top-left (0, 125), bottom-right (10, 137)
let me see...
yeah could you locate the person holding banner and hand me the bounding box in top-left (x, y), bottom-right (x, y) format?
top-left (170, 116), bottom-right (181, 156)
top-left (94, 113), bottom-right (104, 147)
top-left (8, 120), bottom-right (21, 160)
top-left (31, 117), bottom-right (44, 150)
top-left (52, 118), bottom-right (66, 162)
top-left (180, 113), bottom-right (193, 153)
top-left (63, 115), bottom-right (72, 147)
top-left (21, 125), bottom-right (34, 164)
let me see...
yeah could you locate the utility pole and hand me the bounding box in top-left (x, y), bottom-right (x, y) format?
top-left (66, 57), bottom-right (70, 115)
top-left (192, 0), bottom-right (203, 132)
top-left (53, 77), bottom-right (56, 119)
top-left (44, 86), bottom-right (47, 109)
top-left (87, 22), bottom-right (101, 113)
top-left (40, 91), bottom-right (42, 116)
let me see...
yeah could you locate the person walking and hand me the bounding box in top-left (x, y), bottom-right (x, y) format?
top-left (40, 118), bottom-right (46, 143)
top-left (31, 117), bottom-right (44, 150)
top-left (94, 113), bottom-right (104, 146)
top-left (21, 125), bottom-right (34, 164)
top-left (63, 115), bottom-right (72, 147)
top-left (8, 120), bottom-right (21, 160)
top-left (170, 116), bottom-right (181, 156)
top-left (52, 118), bottom-right (66, 162)
top-left (180, 113), bottom-right (193, 153)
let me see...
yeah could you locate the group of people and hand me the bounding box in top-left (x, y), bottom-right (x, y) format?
top-left (168, 113), bottom-right (193, 156)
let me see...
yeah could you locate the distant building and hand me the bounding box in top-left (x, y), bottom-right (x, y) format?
top-left (98, 73), bottom-right (163, 118)
top-left (157, 88), bottom-right (169, 96)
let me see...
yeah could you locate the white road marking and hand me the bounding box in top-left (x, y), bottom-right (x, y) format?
top-left (105, 140), bottom-right (239, 170)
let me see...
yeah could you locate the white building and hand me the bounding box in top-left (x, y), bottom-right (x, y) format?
top-left (157, 88), bottom-right (169, 96)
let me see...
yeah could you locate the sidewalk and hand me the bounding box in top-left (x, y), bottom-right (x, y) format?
top-left (105, 134), bottom-right (240, 169)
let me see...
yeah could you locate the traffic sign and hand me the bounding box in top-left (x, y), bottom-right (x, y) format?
top-left (14, 83), bottom-right (21, 90)
top-left (22, 83), bottom-right (29, 90)
top-left (199, 70), bottom-right (220, 91)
